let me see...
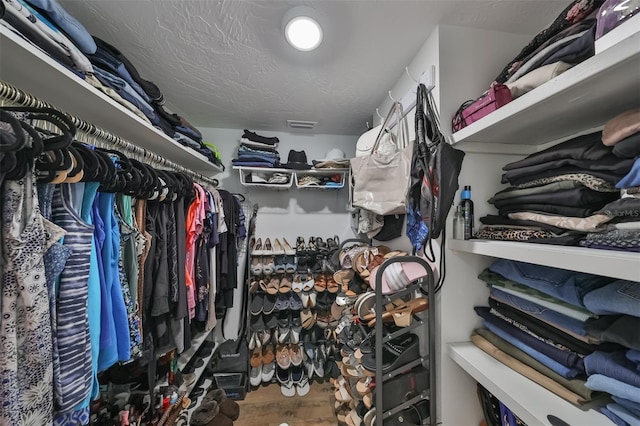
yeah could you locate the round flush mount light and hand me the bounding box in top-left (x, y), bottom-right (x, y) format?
top-left (283, 6), bottom-right (323, 51)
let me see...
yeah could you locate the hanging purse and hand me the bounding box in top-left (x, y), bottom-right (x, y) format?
top-left (350, 102), bottom-right (413, 216)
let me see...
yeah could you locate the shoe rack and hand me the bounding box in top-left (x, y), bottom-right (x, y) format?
top-left (247, 236), bottom-right (344, 397)
top-left (372, 256), bottom-right (436, 426)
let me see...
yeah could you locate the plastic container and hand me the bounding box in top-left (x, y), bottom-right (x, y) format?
top-left (213, 373), bottom-right (244, 388)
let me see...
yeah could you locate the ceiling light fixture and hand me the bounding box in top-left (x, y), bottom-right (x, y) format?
top-left (283, 6), bottom-right (323, 51)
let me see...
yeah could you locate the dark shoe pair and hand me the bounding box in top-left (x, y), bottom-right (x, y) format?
top-left (361, 333), bottom-right (420, 374)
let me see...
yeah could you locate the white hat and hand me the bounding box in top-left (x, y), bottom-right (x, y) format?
top-left (312, 148), bottom-right (350, 169)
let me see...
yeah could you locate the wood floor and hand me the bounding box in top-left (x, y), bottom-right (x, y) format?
top-left (236, 381), bottom-right (337, 426)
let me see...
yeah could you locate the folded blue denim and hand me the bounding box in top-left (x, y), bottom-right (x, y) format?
top-left (90, 47), bottom-right (151, 103)
top-left (617, 158), bottom-right (640, 189)
top-left (175, 125), bottom-right (202, 142)
top-left (627, 350), bottom-right (640, 368)
top-left (488, 297), bottom-right (608, 355)
top-left (601, 406), bottom-right (630, 426)
top-left (613, 396), bottom-right (640, 418)
top-left (490, 287), bottom-right (590, 337)
top-left (476, 307), bottom-right (584, 379)
top-left (480, 269), bottom-right (595, 321)
top-left (586, 374), bottom-right (640, 403)
top-left (174, 133), bottom-right (202, 150)
top-left (487, 306), bottom-right (587, 368)
top-left (586, 315), bottom-right (640, 351)
top-left (585, 351), bottom-right (640, 388)
top-left (607, 403), bottom-right (640, 426)
top-left (24, 0), bottom-right (96, 54)
top-left (582, 280), bottom-right (640, 316)
top-left (489, 259), bottom-right (613, 307)
top-left (92, 67), bottom-right (158, 124)
top-left (93, 36), bottom-right (163, 104)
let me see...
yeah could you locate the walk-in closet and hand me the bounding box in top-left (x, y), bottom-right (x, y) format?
top-left (0, 1), bottom-right (639, 425)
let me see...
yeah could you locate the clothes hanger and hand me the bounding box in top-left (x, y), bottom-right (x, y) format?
top-left (5, 120), bottom-right (44, 180)
top-left (63, 145), bottom-right (85, 183)
top-left (0, 109), bottom-right (26, 152)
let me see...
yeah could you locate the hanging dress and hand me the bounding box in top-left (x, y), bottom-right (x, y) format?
top-left (50, 184), bottom-right (93, 415)
top-left (0, 172), bottom-right (54, 425)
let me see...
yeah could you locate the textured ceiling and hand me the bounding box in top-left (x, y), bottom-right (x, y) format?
top-left (60, 0), bottom-right (568, 135)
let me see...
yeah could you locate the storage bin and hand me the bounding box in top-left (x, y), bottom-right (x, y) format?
top-left (213, 373), bottom-right (244, 388)
top-left (214, 373), bottom-right (247, 401)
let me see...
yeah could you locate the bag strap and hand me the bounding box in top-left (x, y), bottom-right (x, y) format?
top-left (372, 101), bottom-right (405, 153)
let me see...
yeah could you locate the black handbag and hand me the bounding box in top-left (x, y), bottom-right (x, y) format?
top-left (210, 337), bottom-right (249, 374)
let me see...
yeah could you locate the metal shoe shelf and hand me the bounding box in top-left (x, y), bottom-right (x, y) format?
top-left (233, 166), bottom-right (348, 191)
top-left (373, 256), bottom-right (436, 426)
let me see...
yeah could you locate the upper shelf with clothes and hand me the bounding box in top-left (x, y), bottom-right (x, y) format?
top-left (451, 27), bottom-right (640, 147)
top-left (0, 25), bottom-right (223, 175)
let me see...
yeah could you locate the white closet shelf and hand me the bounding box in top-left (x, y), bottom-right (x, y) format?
top-left (448, 342), bottom-right (608, 426)
top-left (0, 25), bottom-right (222, 175)
top-left (451, 31), bottom-right (640, 146)
top-left (448, 239), bottom-right (640, 281)
top-left (233, 166), bottom-right (348, 190)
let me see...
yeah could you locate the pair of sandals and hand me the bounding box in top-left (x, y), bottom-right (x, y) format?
top-left (314, 273), bottom-right (340, 293)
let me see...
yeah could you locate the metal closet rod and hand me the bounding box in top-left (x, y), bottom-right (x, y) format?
top-left (0, 80), bottom-right (219, 188)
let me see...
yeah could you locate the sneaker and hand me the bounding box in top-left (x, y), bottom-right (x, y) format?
top-left (294, 371), bottom-right (310, 397)
top-left (261, 362), bottom-right (275, 383)
top-left (276, 345), bottom-right (291, 369)
top-left (277, 367), bottom-right (295, 397)
top-left (249, 365), bottom-right (262, 387)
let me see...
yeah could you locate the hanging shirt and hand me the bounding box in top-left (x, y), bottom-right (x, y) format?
top-left (0, 173), bottom-right (54, 425)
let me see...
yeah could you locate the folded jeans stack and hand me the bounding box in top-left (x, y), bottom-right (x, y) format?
top-left (232, 129), bottom-right (281, 168)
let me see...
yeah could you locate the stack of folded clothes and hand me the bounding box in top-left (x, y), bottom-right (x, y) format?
top-left (0, 0), bottom-right (222, 166)
top-left (472, 259), bottom-right (640, 421)
top-left (476, 126), bottom-right (635, 246)
top-left (232, 129), bottom-right (281, 168)
top-left (579, 108), bottom-right (640, 253)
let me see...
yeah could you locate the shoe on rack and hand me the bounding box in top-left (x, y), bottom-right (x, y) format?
top-left (279, 275), bottom-right (292, 293)
top-left (291, 365), bottom-right (310, 397)
top-left (276, 367), bottom-right (295, 397)
top-left (253, 238), bottom-right (264, 255)
top-left (249, 365), bottom-right (262, 387)
top-left (277, 345), bottom-right (292, 369)
top-left (273, 238), bottom-right (285, 255)
top-left (290, 315), bottom-right (302, 344)
top-left (262, 293), bottom-right (277, 315)
top-left (250, 293), bottom-right (264, 316)
top-left (261, 361), bottom-right (275, 383)
top-left (289, 344), bottom-right (304, 367)
top-left (284, 255), bottom-right (297, 274)
top-left (296, 236), bottom-right (307, 255)
top-left (262, 344), bottom-right (275, 365)
top-left (262, 256), bottom-right (275, 275)
top-left (282, 238), bottom-right (296, 255)
top-left (275, 293), bottom-right (290, 312)
top-left (250, 256), bottom-right (263, 276)
top-left (250, 348), bottom-right (263, 368)
top-left (292, 274), bottom-right (304, 293)
top-left (361, 333), bottom-right (420, 374)
top-left (288, 292), bottom-right (303, 311)
top-left (274, 255), bottom-right (286, 274)
top-left (264, 238), bottom-right (273, 255)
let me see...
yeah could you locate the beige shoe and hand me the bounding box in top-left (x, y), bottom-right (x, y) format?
top-left (282, 238), bottom-right (296, 255)
top-left (273, 238), bottom-right (285, 255)
top-left (276, 345), bottom-right (291, 369)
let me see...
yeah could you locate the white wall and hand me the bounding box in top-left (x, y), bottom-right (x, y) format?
top-left (199, 127), bottom-right (359, 338)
